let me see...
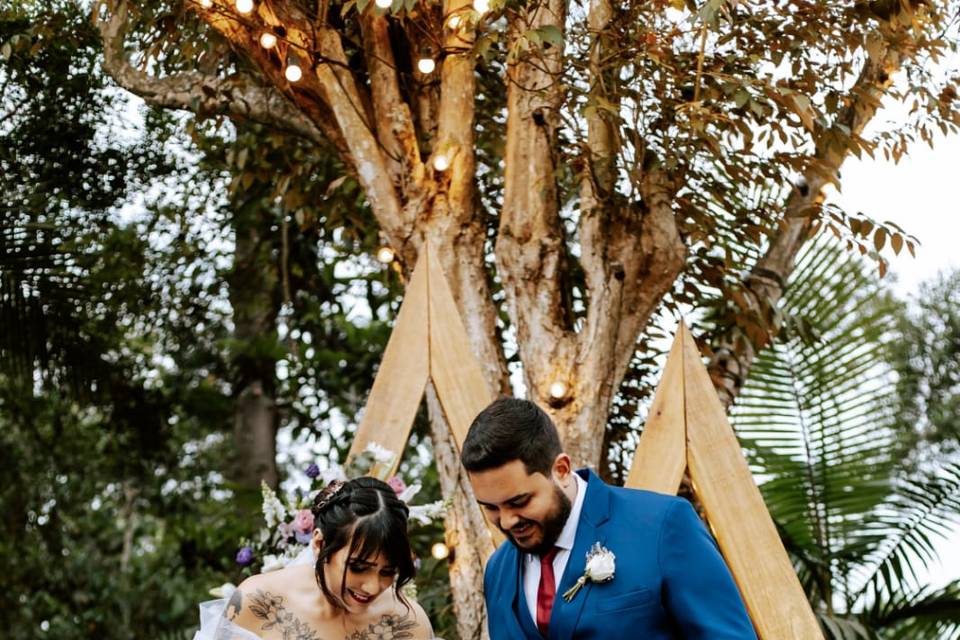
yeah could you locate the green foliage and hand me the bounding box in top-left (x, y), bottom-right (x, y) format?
top-left (731, 237), bottom-right (960, 638)
top-left (890, 270), bottom-right (960, 460)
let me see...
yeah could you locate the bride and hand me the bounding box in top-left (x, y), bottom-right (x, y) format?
top-left (196, 477), bottom-right (436, 640)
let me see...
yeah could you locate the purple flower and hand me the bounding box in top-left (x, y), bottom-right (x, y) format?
top-left (305, 463), bottom-right (320, 479)
top-left (295, 531), bottom-right (313, 545)
top-left (236, 546), bottom-right (255, 567)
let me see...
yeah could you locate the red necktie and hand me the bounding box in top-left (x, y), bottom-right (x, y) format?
top-left (536, 547), bottom-right (560, 637)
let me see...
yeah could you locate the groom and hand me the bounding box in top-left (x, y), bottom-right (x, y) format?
top-left (461, 397), bottom-right (758, 639)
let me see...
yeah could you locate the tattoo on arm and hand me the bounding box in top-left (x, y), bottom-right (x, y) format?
top-left (248, 589), bottom-right (321, 640)
top-left (346, 613), bottom-right (418, 640)
top-left (226, 589), bottom-right (243, 621)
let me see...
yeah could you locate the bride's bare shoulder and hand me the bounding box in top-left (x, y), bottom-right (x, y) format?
top-left (226, 566), bottom-right (316, 635)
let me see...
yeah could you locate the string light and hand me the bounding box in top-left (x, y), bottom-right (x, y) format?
top-left (375, 0), bottom-right (392, 7)
top-left (376, 246), bottom-right (396, 264)
top-left (432, 154), bottom-right (450, 171)
top-left (259, 32), bottom-right (277, 49)
top-left (417, 57), bottom-right (436, 74)
top-left (285, 53), bottom-right (303, 82)
top-left (235, 0), bottom-right (254, 14)
top-left (549, 381), bottom-right (568, 400)
top-left (431, 542), bottom-right (450, 561)
top-left (198, 0), bottom-right (213, 8)
top-left (447, 14), bottom-right (463, 30)
top-left (473, 0), bottom-right (490, 14)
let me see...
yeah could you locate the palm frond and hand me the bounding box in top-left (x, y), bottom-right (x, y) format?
top-left (868, 580), bottom-right (960, 640)
top-left (731, 234), bottom-right (904, 607)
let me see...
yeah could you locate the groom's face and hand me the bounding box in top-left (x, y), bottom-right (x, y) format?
top-left (469, 458), bottom-right (573, 555)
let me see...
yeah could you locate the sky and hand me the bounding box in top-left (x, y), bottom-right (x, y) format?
top-left (827, 120), bottom-right (960, 590)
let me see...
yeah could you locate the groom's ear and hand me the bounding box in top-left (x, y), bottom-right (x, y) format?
top-left (551, 453), bottom-right (573, 484)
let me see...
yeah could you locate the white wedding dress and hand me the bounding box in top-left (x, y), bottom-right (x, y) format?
top-left (193, 546), bottom-right (315, 640)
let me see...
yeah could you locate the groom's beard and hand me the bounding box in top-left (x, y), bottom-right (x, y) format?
top-left (502, 484), bottom-right (572, 557)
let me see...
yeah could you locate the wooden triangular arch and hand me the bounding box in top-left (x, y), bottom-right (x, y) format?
top-left (345, 243), bottom-right (496, 518)
top-left (347, 246), bottom-right (822, 638)
top-left (627, 323), bottom-right (823, 638)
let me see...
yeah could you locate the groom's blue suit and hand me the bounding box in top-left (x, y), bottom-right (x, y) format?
top-left (483, 469), bottom-right (758, 639)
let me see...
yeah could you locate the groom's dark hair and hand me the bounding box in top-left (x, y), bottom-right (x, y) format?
top-left (461, 397), bottom-right (562, 476)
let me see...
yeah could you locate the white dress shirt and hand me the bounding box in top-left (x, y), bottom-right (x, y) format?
top-left (522, 472), bottom-right (587, 624)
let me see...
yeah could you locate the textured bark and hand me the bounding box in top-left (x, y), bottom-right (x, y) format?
top-left (496, 0), bottom-right (575, 405)
top-left (426, 384), bottom-right (495, 640)
top-left (229, 204), bottom-right (280, 490)
top-left (496, 0), bottom-right (685, 467)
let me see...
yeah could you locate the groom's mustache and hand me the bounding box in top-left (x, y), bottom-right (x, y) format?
top-left (503, 519), bottom-right (538, 536)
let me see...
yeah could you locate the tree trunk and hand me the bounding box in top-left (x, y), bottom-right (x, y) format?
top-left (426, 385), bottom-right (494, 640)
top-left (229, 201), bottom-right (281, 492)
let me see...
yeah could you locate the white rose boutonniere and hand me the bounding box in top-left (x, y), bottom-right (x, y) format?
top-left (562, 542), bottom-right (616, 602)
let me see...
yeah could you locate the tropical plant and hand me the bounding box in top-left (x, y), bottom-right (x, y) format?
top-left (889, 269), bottom-right (960, 463)
top-left (730, 237), bottom-right (960, 639)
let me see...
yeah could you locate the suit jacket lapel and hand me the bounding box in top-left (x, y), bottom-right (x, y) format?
top-left (549, 469), bottom-right (612, 640)
top-left (497, 540), bottom-right (542, 639)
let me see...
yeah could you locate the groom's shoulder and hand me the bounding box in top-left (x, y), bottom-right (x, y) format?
top-left (603, 482), bottom-right (693, 526)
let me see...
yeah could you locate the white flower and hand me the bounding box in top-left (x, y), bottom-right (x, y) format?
top-left (209, 582), bottom-right (236, 599)
top-left (397, 481), bottom-right (422, 504)
top-left (562, 543), bottom-right (616, 602)
top-left (364, 442), bottom-right (396, 465)
top-left (260, 481), bottom-right (289, 529)
top-left (408, 499), bottom-right (447, 525)
top-left (321, 465), bottom-right (347, 485)
top-left (260, 554), bottom-right (286, 573)
top-left (585, 544), bottom-right (616, 582)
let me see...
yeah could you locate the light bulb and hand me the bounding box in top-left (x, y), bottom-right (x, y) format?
top-left (549, 381), bottom-right (567, 400)
top-left (376, 246), bottom-right (395, 264)
top-left (199, 0), bottom-right (213, 8)
top-left (431, 542), bottom-right (450, 560)
top-left (259, 32), bottom-right (277, 49)
top-left (235, 0), bottom-right (254, 14)
top-left (375, 0), bottom-right (392, 7)
top-left (417, 57), bottom-right (436, 74)
top-left (285, 63), bottom-right (302, 82)
top-left (473, 0), bottom-right (490, 14)
top-left (447, 14), bottom-right (463, 29)
top-left (432, 154), bottom-right (450, 171)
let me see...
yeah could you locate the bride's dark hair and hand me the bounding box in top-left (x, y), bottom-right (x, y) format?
top-left (310, 477), bottom-right (416, 609)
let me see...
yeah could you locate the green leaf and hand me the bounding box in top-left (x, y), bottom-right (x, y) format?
top-left (537, 25), bottom-right (564, 49)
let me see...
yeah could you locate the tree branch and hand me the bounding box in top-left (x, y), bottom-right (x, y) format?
top-left (96, 0), bottom-right (333, 148)
top-left (496, 0), bottom-right (576, 401)
top-left (708, 21), bottom-right (907, 408)
top-left (360, 13), bottom-right (422, 196)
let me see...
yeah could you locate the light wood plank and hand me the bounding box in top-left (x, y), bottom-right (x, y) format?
top-left (625, 329), bottom-right (687, 494)
top-left (681, 323), bottom-right (823, 639)
top-left (346, 252), bottom-right (430, 478)
top-left (425, 243), bottom-right (495, 451)
top-left (424, 243), bottom-right (504, 545)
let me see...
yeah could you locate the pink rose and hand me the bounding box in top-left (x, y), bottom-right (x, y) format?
top-left (386, 476), bottom-right (406, 496)
top-left (293, 509), bottom-right (315, 534)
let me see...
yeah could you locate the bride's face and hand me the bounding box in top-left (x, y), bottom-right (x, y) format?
top-left (318, 534), bottom-right (399, 610)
